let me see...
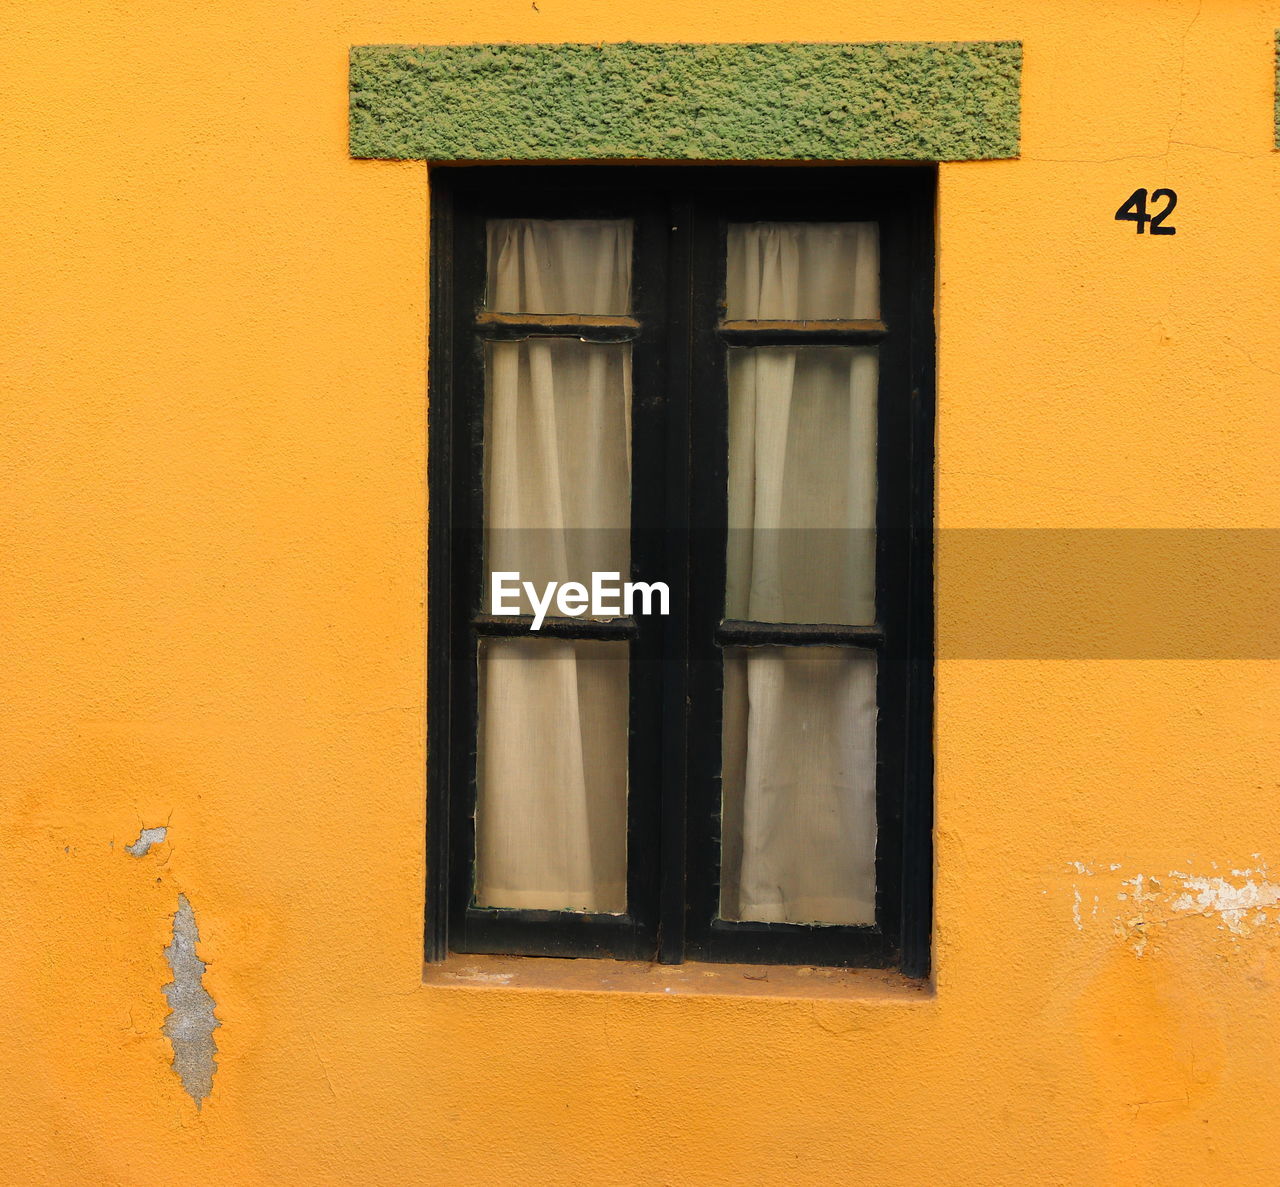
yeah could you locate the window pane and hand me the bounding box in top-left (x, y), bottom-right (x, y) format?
top-left (719, 646), bottom-right (876, 926)
top-left (484, 339), bottom-right (631, 614)
top-left (726, 222), bottom-right (878, 320)
top-left (486, 218), bottom-right (633, 314)
top-left (476, 638), bottom-right (629, 913)
top-left (726, 346), bottom-right (877, 624)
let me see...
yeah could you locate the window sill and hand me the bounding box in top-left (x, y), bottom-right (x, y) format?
top-left (422, 954), bottom-right (932, 1002)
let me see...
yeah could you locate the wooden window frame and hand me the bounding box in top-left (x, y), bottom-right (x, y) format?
top-left (426, 165), bottom-right (935, 975)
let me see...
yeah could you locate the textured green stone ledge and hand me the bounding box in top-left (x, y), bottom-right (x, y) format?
top-left (350, 42), bottom-right (1022, 162)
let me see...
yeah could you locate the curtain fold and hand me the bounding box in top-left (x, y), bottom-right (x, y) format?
top-left (488, 218), bottom-right (632, 314)
top-left (477, 638), bottom-right (628, 911)
top-left (721, 647), bottom-right (878, 925)
top-left (484, 340), bottom-right (631, 611)
top-left (721, 221), bottom-right (880, 926)
top-left (474, 219), bottom-right (633, 914)
top-left (726, 346), bottom-right (878, 624)
top-left (726, 221), bottom-right (878, 320)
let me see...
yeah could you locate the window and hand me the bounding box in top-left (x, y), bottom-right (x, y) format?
top-left (428, 167), bottom-right (934, 973)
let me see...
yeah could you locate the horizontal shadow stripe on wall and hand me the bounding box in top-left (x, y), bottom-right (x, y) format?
top-left (349, 42), bottom-right (1022, 162)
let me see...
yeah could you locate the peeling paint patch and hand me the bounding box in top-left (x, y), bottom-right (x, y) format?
top-left (162, 894), bottom-right (219, 1108)
top-left (125, 826), bottom-right (167, 857)
top-left (1168, 875), bottom-right (1280, 935)
top-left (1066, 860), bottom-right (1279, 955)
top-left (450, 967), bottom-right (515, 984)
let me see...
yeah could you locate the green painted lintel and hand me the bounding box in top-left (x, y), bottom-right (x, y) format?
top-left (350, 41), bottom-right (1022, 163)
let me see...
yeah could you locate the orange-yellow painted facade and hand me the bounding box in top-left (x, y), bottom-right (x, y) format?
top-left (2, 1), bottom-right (1278, 1183)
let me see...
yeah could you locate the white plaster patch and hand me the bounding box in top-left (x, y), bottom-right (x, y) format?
top-left (450, 968), bottom-right (515, 984)
top-left (125, 826), bottom-right (168, 857)
top-left (162, 894), bottom-right (220, 1108)
top-left (1066, 860), bottom-right (1278, 953)
top-left (1168, 875), bottom-right (1280, 934)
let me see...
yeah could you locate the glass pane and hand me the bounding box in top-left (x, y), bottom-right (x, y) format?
top-left (719, 646), bottom-right (877, 926)
top-left (726, 346), bottom-right (877, 624)
top-left (486, 218), bottom-right (633, 314)
top-left (475, 638), bottom-right (629, 913)
top-left (726, 222), bottom-right (878, 320)
top-left (484, 339), bottom-right (631, 615)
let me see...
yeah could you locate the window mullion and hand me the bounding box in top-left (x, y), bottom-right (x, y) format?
top-left (623, 200), bottom-right (672, 958)
top-left (717, 319), bottom-right (887, 346)
top-left (715, 621), bottom-right (884, 648)
top-left (682, 199), bottom-right (731, 963)
top-left (475, 311), bottom-right (641, 342)
top-left (651, 194), bottom-right (699, 964)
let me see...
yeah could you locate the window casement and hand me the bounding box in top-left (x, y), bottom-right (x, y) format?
top-left (427, 166), bottom-right (934, 974)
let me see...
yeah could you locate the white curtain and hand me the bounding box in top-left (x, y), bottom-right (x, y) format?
top-left (721, 222), bottom-right (880, 926)
top-left (720, 647), bottom-right (878, 925)
top-left (725, 346), bottom-right (878, 624)
top-left (484, 340), bottom-right (631, 611)
top-left (477, 638), bottom-right (629, 912)
top-left (488, 218), bottom-right (632, 314)
top-left (726, 221), bottom-right (879, 320)
top-left (475, 220), bottom-right (633, 913)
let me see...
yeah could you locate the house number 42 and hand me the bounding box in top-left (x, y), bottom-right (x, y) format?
top-left (1115, 188), bottom-right (1178, 235)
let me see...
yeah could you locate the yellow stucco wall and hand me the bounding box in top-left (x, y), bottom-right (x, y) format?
top-left (2, 1), bottom-right (1278, 1183)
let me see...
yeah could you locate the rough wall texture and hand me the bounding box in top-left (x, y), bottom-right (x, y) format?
top-left (2, 1), bottom-right (1279, 1185)
top-left (349, 41), bottom-right (1022, 160)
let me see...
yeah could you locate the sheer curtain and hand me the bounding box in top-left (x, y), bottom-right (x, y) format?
top-left (488, 218), bottom-right (632, 316)
top-left (474, 219), bottom-right (633, 913)
top-left (726, 221), bottom-right (879, 321)
top-left (720, 222), bottom-right (880, 926)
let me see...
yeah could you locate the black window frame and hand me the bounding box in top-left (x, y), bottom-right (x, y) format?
top-left (427, 165), bottom-right (935, 976)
